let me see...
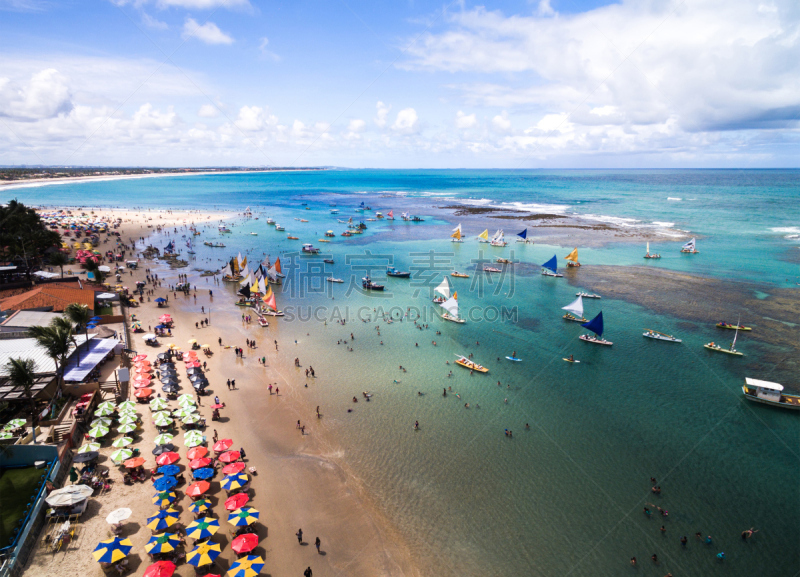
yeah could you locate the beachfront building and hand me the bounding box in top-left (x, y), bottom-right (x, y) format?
top-left (0, 283), bottom-right (96, 316)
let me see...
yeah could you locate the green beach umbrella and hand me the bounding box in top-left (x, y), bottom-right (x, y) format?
top-left (110, 448), bottom-right (133, 464)
top-left (4, 418), bottom-right (27, 430)
top-left (182, 413), bottom-right (201, 425)
top-left (89, 425), bottom-right (110, 438)
top-left (0, 431), bottom-right (12, 440)
top-left (78, 442), bottom-right (101, 453)
top-left (153, 411), bottom-right (171, 420)
top-left (154, 416), bottom-right (172, 428)
top-left (177, 394), bottom-right (196, 406)
top-left (117, 422), bottom-right (137, 434)
top-left (117, 408), bottom-right (138, 418)
top-left (150, 398), bottom-right (169, 411)
top-left (117, 415), bottom-right (138, 426)
top-left (90, 418), bottom-right (112, 428)
top-left (184, 431), bottom-right (204, 448)
top-left (94, 406), bottom-right (114, 417)
top-left (154, 433), bottom-right (174, 445)
top-left (111, 437), bottom-right (133, 448)
top-left (118, 400), bottom-right (137, 411)
top-left (97, 401), bottom-right (117, 411)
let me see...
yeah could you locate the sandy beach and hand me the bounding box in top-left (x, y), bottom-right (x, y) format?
top-left (22, 208), bottom-right (419, 577)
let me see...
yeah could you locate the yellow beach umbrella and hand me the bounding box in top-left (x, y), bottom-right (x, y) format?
top-left (92, 537), bottom-right (133, 563)
top-left (188, 339), bottom-right (197, 344)
top-left (186, 540), bottom-right (222, 567)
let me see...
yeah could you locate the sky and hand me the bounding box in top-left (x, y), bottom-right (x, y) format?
top-left (1, 0), bottom-right (799, 168)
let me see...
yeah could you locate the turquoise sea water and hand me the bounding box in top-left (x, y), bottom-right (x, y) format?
top-left (10, 170), bottom-right (800, 576)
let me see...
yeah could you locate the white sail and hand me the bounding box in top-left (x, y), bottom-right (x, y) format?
top-left (267, 264), bottom-right (278, 281)
top-left (250, 273), bottom-right (258, 287)
top-left (682, 238), bottom-right (696, 250)
top-left (239, 264), bottom-right (249, 279)
top-left (646, 242), bottom-right (650, 254)
top-left (440, 296), bottom-right (459, 317)
top-left (259, 277), bottom-right (268, 294)
top-left (452, 223), bottom-right (462, 234)
top-left (562, 296), bottom-right (584, 317)
top-left (435, 278), bottom-right (451, 299)
top-left (491, 229), bottom-right (502, 241)
top-left (221, 263), bottom-right (231, 276)
top-left (237, 252), bottom-right (244, 267)
top-left (239, 273), bottom-right (251, 287)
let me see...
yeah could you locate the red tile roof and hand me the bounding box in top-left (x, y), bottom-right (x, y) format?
top-left (0, 283), bottom-right (95, 312)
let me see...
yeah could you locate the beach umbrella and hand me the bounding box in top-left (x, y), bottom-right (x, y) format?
top-left (111, 436), bottom-right (133, 448)
top-left (189, 498), bottom-right (212, 514)
top-left (188, 339), bottom-right (197, 344)
top-left (46, 484), bottom-right (93, 506)
top-left (111, 449), bottom-right (134, 464)
top-left (94, 406), bottom-right (114, 417)
top-left (222, 473), bottom-right (249, 492)
top-left (153, 410), bottom-right (172, 421)
top-left (152, 491), bottom-right (177, 508)
top-left (135, 388), bottom-right (154, 398)
top-left (173, 407), bottom-right (195, 418)
top-left (153, 476), bottom-right (178, 491)
top-left (78, 442), bottom-right (101, 453)
top-left (134, 380), bottom-right (152, 389)
top-left (231, 533), bottom-right (259, 555)
top-left (155, 297), bottom-right (166, 303)
top-left (218, 451), bottom-right (241, 463)
top-left (123, 457), bottom-right (146, 468)
top-left (118, 400), bottom-right (137, 411)
top-left (73, 451), bottom-right (99, 463)
top-left (186, 480), bottom-right (210, 497)
top-left (150, 398), bottom-right (169, 411)
top-left (0, 431), bottom-right (12, 440)
top-left (190, 457), bottom-right (213, 469)
top-left (92, 537), bottom-right (133, 563)
top-left (227, 555), bottom-right (264, 577)
top-left (157, 464), bottom-right (181, 476)
top-left (143, 561), bottom-right (176, 577)
top-left (117, 415), bottom-right (138, 426)
top-left (154, 433), bottom-right (174, 446)
top-left (156, 451), bottom-right (179, 465)
top-left (188, 374), bottom-right (205, 382)
top-left (154, 415), bottom-right (172, 428)
top-left (117, 422), bottom-right (137, 434)
top-left (187, 446), bottom-right (208, 460)
top-left (145, 533), bottom-right (182, 555)
top-left (225, 493), bottom-right (250, 511)
top-left (178, 394), bottom-right (196, 405)
top-left (193, 381), bottom-right (210, 391)
top-left (160, 376), bottom-right (178, 385)
top-left (97, 401), bottom-right (116, 411)
top-left (201, 344), bottom-right (210, 349)
top-left (133, 355), bottom-right (148, 362)
top-left (213, 439), bottom-right (233, 452)
top-left (89, 425), bottom-right (110, 438)
top-left (184, 430), bottom-right (205, 447)
top-left (117, 409), bottom-right (138, 420)
top-left (146, 508), bottom-right (180, 531)
top-left (186, 540), bottom-right (222, 567)
top-left (185, 361), bottom-right (201, 368)
top-left (222, 462), bottom-right (246, 475)
top-left (211, 404), bottom-right (225, 410)
top-left (193, 467), bottom-right (214, 481)
top-left (153, 443), bottom-right (176, 455)
top-left (105, 508), bottom-right (132, 525)
top-left (182, 413), bottom-right (201, 425)
top-left (90, 417), bottom-right (112, 428)
top-left (161, 384), bottom-right (180, 394)
top-left (157, 353), bottom-right (170, 361)
top-left (186, 516), bottom-right (220, 540)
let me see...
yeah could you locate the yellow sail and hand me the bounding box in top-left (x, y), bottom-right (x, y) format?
top-left (565, 248), bottom-right (579, 262)
top-left (453, 291), bottom-right (457, 300)
top-left (478, 229), bottom-right (489, 240)
top-left (240, 256), bottom-right (247, 269)
top-left (451, 228), bottom-right (462, 240)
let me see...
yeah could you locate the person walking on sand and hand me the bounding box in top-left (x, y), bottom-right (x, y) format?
top-left (296, 528), bottom-right (303, 544)
top-left (304, 568), bottom-right (312, 577)
top-left (315, 537), bottom-right (321, 553)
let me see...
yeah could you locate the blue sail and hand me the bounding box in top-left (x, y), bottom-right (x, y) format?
top-left (542, 255), bottom-right (558, 273)
top-left (581, 311), bottom-right (604, 337)
top-left (359, 201), bottom-right (365, 208)
top-left (517, 228), bottom-right (527, 239)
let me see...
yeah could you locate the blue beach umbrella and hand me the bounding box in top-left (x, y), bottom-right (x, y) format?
top-left (193, 467), bottom-right (214, 480)
top-left (157, 464), bottom-right (181, 476)
top-left (221, 473), bottom-right (249, 492)
top-left (155, 297), bottom-right (166, 303)
top-left (227, 555), bottom-right (265, 577)
top-left (153, 475), bottom-right (178, 491)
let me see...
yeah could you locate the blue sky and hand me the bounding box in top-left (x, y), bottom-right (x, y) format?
top-left (1, 0), bottom-right (799, 168)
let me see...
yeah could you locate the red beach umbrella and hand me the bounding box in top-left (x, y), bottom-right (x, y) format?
top-left (190, 458), bottom-right (213, 469)
top-left (222, 462), bottom-right (246, 475)
top-left (210, 404), bottom-right (224, 409)
top-left (134, 381), bottom-right (152, 389)
top-left (133, 355), bottom-right (148, 362)
top-left (143, 561), bottom-right (176, 577)
top-left (185, 361), bottom-right (200, 368)
top-left (224, 493), bottom-right (250, 511)
top-left (135, 388), bottom-right (154, 398)
top-left (186, 480), bottom-right (210, 497)
top-left (213, 439), bottom-right (233, 452)
top-left (156, 452), bottom-right (180, 466)
top-left (124, 457), bottom-right (146, 468)
top-left (186, 446), bottom-right (208, 460)
top-left (218, 451), bottom-right (240, 463)
top-left (231, 533), bottom-right (258, 554)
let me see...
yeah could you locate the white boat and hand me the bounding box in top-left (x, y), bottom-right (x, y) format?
top-left (576, 292), bottom-right (600, 299)
top-left (250, 232), bottom-right (258, 236)
top-left (439, 294), bottom-right (465, 323)
top-left (330, 209), bottom-right (339, 214)
top-left (490, 229), bottom-right (507, 247)
top-left (267, 218), bottom-right (275, 224)
top-left (327, 277), bottom-right (344, 283)
top-left (643, 329), bottom-right (682, 343)
top-left (258, 317), bottom-right (269, 327)
top-left (301, 243), bottom-right (320, 254)
top-left (262, 310), bottom-right (285, 316)
top-left (275, 224), bottom-right (285, 231)
top-left (742, 378), bottom-right (800, 410)
top-left (562, 296), bottom-right (587, 323)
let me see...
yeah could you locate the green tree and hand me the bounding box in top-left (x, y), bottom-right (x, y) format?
top-left (4, 358), bottom-right (39, 444)
top-left (48, 251), bottom-right (69, 278)
top-left (0, 200), bottom-right (61, 278)
top-left (64, 303), bottom-right (92, 359)
top-left (28, 321), bottom-right (73, 393)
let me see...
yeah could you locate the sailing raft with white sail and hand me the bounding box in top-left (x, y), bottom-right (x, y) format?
top-left (490, 230), bottom-right (507, 247)
top-left (562, 296), bottom-right (587, 323)
top-left (680, 238), bottom-right (699, 253)
top-left (439, 293), bottom-right (465, 324)
top-left (579, 312), bottom-right (612, 345)
top-left (644, 241), bottom-right (661, 259)
top-left (433, 277), bottom-right (451, 303)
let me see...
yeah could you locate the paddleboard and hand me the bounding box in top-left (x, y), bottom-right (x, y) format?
top-left (505, 356), bottom-right (522, 362)
top-left (562, 358), bottom-right (580, 363)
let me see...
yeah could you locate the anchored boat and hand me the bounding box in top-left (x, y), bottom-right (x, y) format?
top-left (565, 247), bottom-right (581, 267)
top-left (742, 378), bottom-right (800, 409)
top-left (386, 266), bottom-right (410, 278)
top-left (576, 292), bottom-right (600, 299)
top-left (451, 271), bottom-right (469, 278)
top-left (362, 276), bottom-right (384, 291)
top-left (705, 320), bottom-right (744, 355)
top-left (327, 277), bottom-right (344, 283)
top-left (644, 241), bottom-right (661, 259)
top-left (643, 329), bottom-right (682, 343)
top-left (717, 322), bottom-right (751, 331)
top-left (579, 312), bottom-right (612, 345)
top-left (477, 229), bottom-right (490, 243)
top-left (562, 296), bottom-right (587, 323)
top-left (301, 243), bottom-right (320, 254)
top-left (455, 355), bottom-right (488, 372)
top-left (490, 230), bottom-right (507, 247)
top-left (516, 228), bottom-right (532, 243)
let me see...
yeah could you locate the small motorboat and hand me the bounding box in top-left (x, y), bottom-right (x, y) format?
top-left (483, 267), bottom-right (501, 273)
top-left (454, 355), bottom-right (488, 373)
top-left (258, 317), bottom-right (269, 327)
top-left (643, 329), bottom-right (681, 343)
top-left (716, 322), bottom-right (751, 331)
top-left (576, 292), bottom-right (601, 299)
top-left (287, 235), bottom-right (299, 240)
top-left (496, 258), bottom-right (511, 264)
top-left (301, 243), bottom-right (320, 254)
top-left (362, 277), bottom-right (384, 291)
top-left (451, 271), bottom-right (469, 278)
top-left (327, 277), bottom-right (344, 283)
top-left (386, 267), bottom-right (410, 278)
top-left (323, 259), bottom-right (334, 264)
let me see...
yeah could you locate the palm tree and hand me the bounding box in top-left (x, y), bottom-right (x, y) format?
top-left (84, 258), bottom-right (106, 284)
top-left (28, 322), bottom-right (73, 394)
top-left (48, 251), bottom-right (69, 278)
top-left (65, 303), bottom-right (92, 345)
top-left (4, 358), bottom-right (39, 444)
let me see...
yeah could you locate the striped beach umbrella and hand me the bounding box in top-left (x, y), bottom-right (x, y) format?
top-left (94, 406), bottom-right (114, 417)
top-left (97, 401), bottom-right (116, 411)
top-left (117, 422), bottom-right (137, 434)
top-left (182, 413), bottom-right (201, 425)
top-left (78, 442), bottom-right (101, 453)
top-left (92, 537), bottom-right (133, 563)
top-left (227, 507), bottom-right (259, 527)
top-left (186, 540), bottom-right (222, 567)
top-left (117, 415), bottom-right (138, 426)
top-left (189, 498), bottom-right (211, 514)
top-left (0, 431), bottom-right (12, 440)
top-left (185, 517), bottom-right (220, 540)
top-left (118, 400), bottom-right (137, 411)
top-left (152, 491), bottom-right (177, 508)
top-left (154, 433), bottom-right (174, 445)
top-left (221, 473), bottom-right (249, 492)
top-left (150, 398), bottom-right (169, 411)
top-left (90, 417), bottom-right (112, 428)
top-left (178, 394), bottom-right (196, 406)
top-left (111, 436), bottom-right (133, 448)
top-left (154, 415), bottom-right (172, 428)
top-left (3, 418), bottom-right (26, 429)
top-left (226, 555), bottom-right (265, 577)
top-left (146, 508), bottom-right (180, 532)
top-left (184, 431), bottom-right (204, 448)
top-left (145, 533), bottom-right (182, 554)
top-left (152, 410), bottom-right (171, 420)
top-left (89, 425), bottom-right (110, 438)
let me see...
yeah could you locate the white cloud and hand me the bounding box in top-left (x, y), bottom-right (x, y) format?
top-left (0, 68), bottom-right (72, 121)
top-left (374, 101), bottom-right (390, 127)
top-left (392, 108), bottom-right (418, 132)
top-left (141, 12), bottom-right (168, 30)
top-left (492, 111), bottom-right (511, 132)
top-left (157, 0), bottom-right (250, 8)
top-left (347, 119), bottom-right (366, 132)
top-left (258, 37), bottom-right (281, 61)
top-left (455, 110), bottom-right (477, 129)
top-left (182, 18), bottom-right (234, 45)
top-left (132, 103), bottom-right (178, 130)
top-left (235, 106), bottom-right (276, 131)
top-left (198, 104), bottom-right (219, 118)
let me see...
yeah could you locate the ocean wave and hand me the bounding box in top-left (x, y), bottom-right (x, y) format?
top-left (457, 198), bottom-right (570, 214)
top-left (667, 197), bottom-right (682, 201)
top-left (770, 227), bottom-right (800, 234)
